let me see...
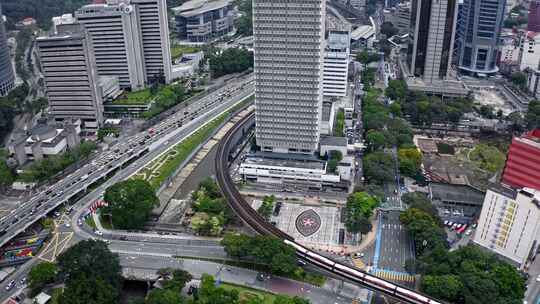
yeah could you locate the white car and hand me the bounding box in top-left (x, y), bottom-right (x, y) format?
top-left (94, 230), bottom-right (103, 236)
top-left (536, 274), bottom-right (540, 282)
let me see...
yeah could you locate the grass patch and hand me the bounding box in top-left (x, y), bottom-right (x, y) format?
top-left (468, 144), bottom-right (506, 173)
top-left (113, 89), bottom-right (154, 105)
top-left (85, 216), bottom-right (96, 229)
top-left (176, 255), bottom-right (325, 287)
top-left (334, 109), bottom-right (345, 137)
top-left (99, 214), bottom-right (113, 230)
top-left (220, 283), bottom-right (276, 304)
top-left (171, 44), bottom-right (201, 60)
top-left (139, 112), bottom-right (229, 189)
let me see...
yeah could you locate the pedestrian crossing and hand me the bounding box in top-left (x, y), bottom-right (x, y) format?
top-left (371, 268), bottom-right (415, 283)
top-left (351, 256), bottom-right (365, 269)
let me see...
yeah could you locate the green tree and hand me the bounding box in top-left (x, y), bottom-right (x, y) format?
top-left (146, 289), bottom-right (184, 304)
top-left (162, 269), bottom-right (192, 292)
top-left (208, 48), bottom-right (253, 78)
top-left (526, 100), bottom-right (540, 129)
top-left (28, 262), bottom-right (58, 296)
top-left (421, 274), bottom-right (463, 302)
top-left (511, 71), bottom-right (527, 90)
top-left (257, 195), bottom-right (275, 220)
top-left (507, 111), bottom-right (525, 133)
top-left (344, 192), bottom-right (378, 234)
top-left (274, 295), bottom-right (311, 304)
top-left (57, 240), bottom-right (122, 291)
top-left (398, 148), bottom-right (422, 177)
top-left (362, 151), bottom-right (396, 184)
top-left (60, 274), bottom-right (118, 304)
top-left (221, 233), bottom-right (252, 257)
top-left (400, 208), bottom-right (447, 256)
top-left (198, 274), bottom-right (239, 304)
top-left (102, 179), bottom-right (159, 230)
top-left (365, 130), bottom-right (387, 151)
top-left (0, 159), bottom-right (14, 189)
top-left (401, 192), bottom-right (440, 224)
top-left (385, 79), bottom-right (407, 101)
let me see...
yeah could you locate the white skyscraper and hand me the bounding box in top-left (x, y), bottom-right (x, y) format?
top-left (75, 2), bottom-right (146, 90)
top-left (323, 29), bottom-right (350, 99)
top-left (253, 0), bottom-right (326, 154)
top-left (75, 0), bottom-right (172, 89)
top-left (131, 0), bottom-right (173, 84)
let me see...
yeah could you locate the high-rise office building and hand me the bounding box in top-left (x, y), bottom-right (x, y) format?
top-left (37, 24), bottom-right (104, 127)
top-left (529, 0), bottom-right (540, 32)
top-left (407, 0), bottom-right (458, 83)
top-left (0, 5), bottom-right (15, 96)
top-left (323, 29), bottom-right (350, 99)
top-left (253, 0), bottom-right (326, 154)
top-left (131, 0), bottom-right (172, 84)
top-left (75, 2), bottom-right (146, 90)
top-left (455, 0), bottom-right (504, 76)
top-left (473, 185), bottom-right (540, 269)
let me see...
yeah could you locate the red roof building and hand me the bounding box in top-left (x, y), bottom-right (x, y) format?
top-left (501, 129), bottom-right (540, 190)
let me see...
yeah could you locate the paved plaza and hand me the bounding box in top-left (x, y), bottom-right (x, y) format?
top-left (260, 201), bottom-right (355, 249)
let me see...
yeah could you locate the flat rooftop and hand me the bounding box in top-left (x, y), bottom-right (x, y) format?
top-left (430, 182), bottom-right (485, 206)
top-left (320, 135), bottom-right (347, 147)
top-left (172, 0), bottom-right (231, 17)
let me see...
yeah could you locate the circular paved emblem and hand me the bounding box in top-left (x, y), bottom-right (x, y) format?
top-left (295, 209), bottom-right (321, 237)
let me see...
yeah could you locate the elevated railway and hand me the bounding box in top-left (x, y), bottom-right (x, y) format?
top-left (215, 112), bottom-right (446, 304)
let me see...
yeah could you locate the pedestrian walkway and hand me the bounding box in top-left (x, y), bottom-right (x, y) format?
top-left (370, 268), bottom-right (415, 284)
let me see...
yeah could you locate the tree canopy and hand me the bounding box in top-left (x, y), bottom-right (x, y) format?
top-left (208, 48), bottom-right (253, 78)
top-left (190, 178), bottom-right (233, 236)
top-left (257, 195), bottom-right (275, 220)
top-left (525, 100), bottom-right (540, 130)
top-left (57, 239), bottom-right (122, 304)
top-left (28, 262), bottom-right (57, 296)
top-left (103, 179), bottom-right (159, 230)
top-left (398, 148), bottom-right (422, 177)
top-left (362, 151), bottom-right (396, 184)
top-left (221, 234), bottom-right (297, 274)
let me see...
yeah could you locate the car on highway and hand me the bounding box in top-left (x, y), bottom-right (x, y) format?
top-left (5, 279), bottom-right (15, 291)
top-left (536, 274), bottom-right (540, 282)
top-left (94, 230), bottom-right (103, 236)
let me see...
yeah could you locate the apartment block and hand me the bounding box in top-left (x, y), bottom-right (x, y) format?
top-left (37, 24), bottom-right (104, 127)
top-left (253, 0), bottom-right (326, 154)
top-left (323, 29), bottom-right (350, 99)
top-left (131, 0), bottom-right (172, 84)
top-left (473, 185), bottom-right (540, 269)
top-left (75, 2), bottom-right (146, 90)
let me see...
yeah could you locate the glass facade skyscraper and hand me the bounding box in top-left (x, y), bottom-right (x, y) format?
top-left (455, 0), bottom-right (505, 75)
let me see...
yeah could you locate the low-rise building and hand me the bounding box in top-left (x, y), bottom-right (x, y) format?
top-left (171, 51), bottom-right (204, 79)
top-left (429, 182), bottom-right (485, 222)
top-left (501, 129), bottom-right (540, 190)
top-left (350, 23), bottom-right (375, 49)
top-left (239, 153), bottom-right (342, 190)
top-left (319, 136), bottom-right (348, 158)
top-left (172, 0), bottom-right (234, 43)
top-left (473, 185), bottom-right (540, 269)
top-left (320, 101), bottom-right (335, 136)
top-left (8, 120), bottom-right (82, 165)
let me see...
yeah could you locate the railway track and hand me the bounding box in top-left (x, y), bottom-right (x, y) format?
top-left (214, 112), bottom-right (447, 304)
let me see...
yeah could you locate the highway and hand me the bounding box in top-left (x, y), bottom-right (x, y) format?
top-left (0, 74), bottom-right (256, 301)
top-left (0, 74), bottom-right (254, 249)
top-left (214, 112), bottom-right (446, 304)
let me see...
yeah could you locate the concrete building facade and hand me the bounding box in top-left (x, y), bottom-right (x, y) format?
top-left (407, 0), bottom-right (459, 83)
top-left (455, 0), bottom-right (505, 76)
top-left (473, 186), bottom-right (540, 269)
top-left (75, 2), bottom-right (146, 90)
top-left (131, 0), bottom-right (173, 84)
top-left (253, 0), bottom-right (326, 154)
top-left (520, 31), bottom-right (540, 71)
top-left (37, 25), bottom-right (104, 128)
top-left (323, 29), bottom-right (350, 99)
top-left (172, 0), bottom-right (234, 42)
top-left (0, 5), bottom-right (15, 96)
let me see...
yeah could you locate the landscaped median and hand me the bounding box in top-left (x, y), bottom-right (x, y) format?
top-left (133, 95), bottom-right (254, 190)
